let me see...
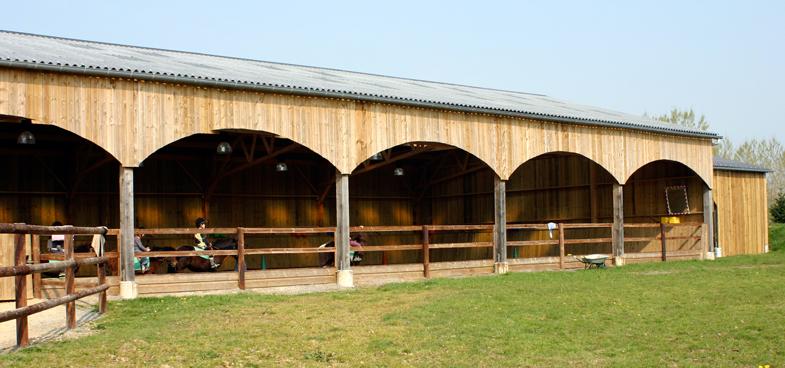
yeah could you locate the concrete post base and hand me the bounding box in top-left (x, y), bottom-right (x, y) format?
top-left (119, 281), bottom-right (138, 300)
top-left (613, 256), bottom-right (625, 267)
top-left (705, 252), bottom-right (715, 260)
top-left (336, 270), bottom-right (353, 287)
top-left (494, 262), bottom-right (509, 274)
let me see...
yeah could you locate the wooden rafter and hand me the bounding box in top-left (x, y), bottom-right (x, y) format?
top-left (175, 159), bottom-right (203, 192)
top-left (239, 135), bottom-right (258, 163)
top-left (415, 152), bottom-right (452, 203)
top-left (214, 136), bottom-right (244, 176)
top-left (205, 143), bottom-right (299, 200)
top-left (261, 136), bottom-right (274, 155)
top-left (399, 176), bottom-right (415, 197)
top-left (293, 164), bottom-right (319, 195)
top-left (318, 171), bottom-right (337, 204)
top-left (33, 154), bottom-right (67, 191)
top-left (80, 143), bottom-right (95, 173)
top-left (351, 146), bottom-right (432, 176)
top-left (418, 165), bottom-right (487, 192)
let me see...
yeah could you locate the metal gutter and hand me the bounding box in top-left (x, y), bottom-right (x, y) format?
top-left (713, 166), bottom-right (773, 173)
top-left (0, 60), bottom-right (721, 140)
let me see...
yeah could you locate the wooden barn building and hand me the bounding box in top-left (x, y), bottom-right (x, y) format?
top-left (0, 31), bottom-right (770, 299)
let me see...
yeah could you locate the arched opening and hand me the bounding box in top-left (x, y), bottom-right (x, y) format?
top-left (0, 119), bottom-right (121, 226)
top-left (623, 160), bottom-right (707, 258)
top-left (348, 142), bottom-right (497, 272)
top-left (134, 130), bottom-right (340, 272)
top-left (0, 118), bottom-right (121, 293)
top-left (506, 152), bottom-right (617, 261)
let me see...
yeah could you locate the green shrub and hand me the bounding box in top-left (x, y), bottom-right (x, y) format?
top-left (770, 223), bottom-right (785, 252)
top-left (771, 191), bottom-right (785, 223)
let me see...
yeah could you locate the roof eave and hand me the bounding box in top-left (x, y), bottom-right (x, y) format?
top-left (714, 166), bottom-right (773, 173)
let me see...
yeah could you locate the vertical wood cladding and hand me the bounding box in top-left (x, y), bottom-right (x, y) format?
top-left (0, 69), bottom-right (713, 186)
top-left (713, 170), bottom-right (768, 256)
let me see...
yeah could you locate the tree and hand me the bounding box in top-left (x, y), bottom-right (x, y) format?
top-left (643, 108), bottom-right (710, 131)
top-left (771, 192), bottom-right (785, 223)
top-left (644, 108), bottom-right (785, 208)
top-left (731, 138), bottom-right (785, 208)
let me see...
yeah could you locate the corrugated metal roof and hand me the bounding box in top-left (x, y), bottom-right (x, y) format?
top-left (713, 156), bottom-right (772, 173)
top-left (0, 30), bottom-right (719, 138)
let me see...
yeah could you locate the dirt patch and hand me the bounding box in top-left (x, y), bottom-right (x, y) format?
top-left (0, 295), bottom-right (103, 354)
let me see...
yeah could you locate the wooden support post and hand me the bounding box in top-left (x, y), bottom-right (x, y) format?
top-left (493, 176), bottom-right (507, 272)
top-left (590, 165), bottom-right (598, 223)
top-left (701, 223), bottom-right (709, 260)
top-left (119, 167), bottom-right (135, 283)
top-left (660, 223), bottom-right (667, 262)
top-left (64, 234), bottom-right (75, 329)
top-left (237, 228), bottom-right (246, 290)
top-left (702, 186), bottom-right (714, 252)
top-left (558, 223), bottom-right (565, 270)
top-left (97, 261), bottom-right (107, 314)
top-left (335, 174), bottom-right (350, 271)
top-left (32, 234), bottom-right (42, 299)
top-left (612, 183), bottom-right (625, 263)
top-left (14, 232), bottom-right (28, 348)
top-left (423, 225), bottom-right (430, 278)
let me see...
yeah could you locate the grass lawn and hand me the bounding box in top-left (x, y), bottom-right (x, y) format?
top-left (2, 253), bottom-right (784, 367)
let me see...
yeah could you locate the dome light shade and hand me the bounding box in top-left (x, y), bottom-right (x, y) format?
top-left (276, 162), bottom-right (288, 172)
top-left (216, 141), bottom-right (232, 155)
top-left (18, 131), bottom-right (35, 145)
top-left (370, 152), bottom-right (383, 161)
top-left (393, 167), bottom-right (404, 176)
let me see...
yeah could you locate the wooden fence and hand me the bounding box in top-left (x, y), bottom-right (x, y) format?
top-left (0, 223), bottom-right (109, 348)
top-left (507, 222), bottom-right (708, 271)
top-left (21, 222), bottom-right (706, 298)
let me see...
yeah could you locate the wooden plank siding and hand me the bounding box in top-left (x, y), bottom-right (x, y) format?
top-left (712, 170), bottom-right (769, 256)
top-left (0, 68), bottom-right (714, 185)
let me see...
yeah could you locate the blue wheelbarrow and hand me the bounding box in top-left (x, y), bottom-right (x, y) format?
top-left (572, 254), bottom-right (609, 269)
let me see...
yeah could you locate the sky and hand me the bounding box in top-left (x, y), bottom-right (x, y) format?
top-left (2, 0), bottom-right (783, 144)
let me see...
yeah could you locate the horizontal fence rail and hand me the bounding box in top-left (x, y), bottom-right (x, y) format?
top-left (15, 222), bottom-right (705, 307)
top-left (0, 223), bottom-right (109, 348)
top-left (506, 222), bottom-right (707, 267)
top-left (100, 225), bottom-right (496, 284)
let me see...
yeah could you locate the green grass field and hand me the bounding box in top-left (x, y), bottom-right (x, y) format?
top-left (2, 252), bottom-right (784, 367)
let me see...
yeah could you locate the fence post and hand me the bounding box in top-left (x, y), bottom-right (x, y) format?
top-left (237, 228), bottom-right (246, 290)
top-left (660, 223), bottom-right (667, 262)
top-left (65, 234), bottom-right (75, 329)
top-left (14, 232), bottom-right (28, 348)
top-left (32, 234), bottom-right (42, 299)
top-left (558, 223), bottom-right (565, 270)
top-left (422, 225), bottom-right (430, 278)
top-left (612, 183), bottom-right (625, 265)
top-left (701, 223), bottom-right (709, 260)
top-left (98, 260), bottom-right (107, 314)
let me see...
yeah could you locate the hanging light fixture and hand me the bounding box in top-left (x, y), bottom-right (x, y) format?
top-left (393, 167), bottom-right (404, 176)
top-left (17, 119), bottom-right (35, 145)
top-left (216, 132), bottom-right (232, 155)
top-left (276, 159), bottom-right (288, 172)
top-left (216, 142), bottom-right (232, 155)
top-left (370, 152), bottom-right (383, 161)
